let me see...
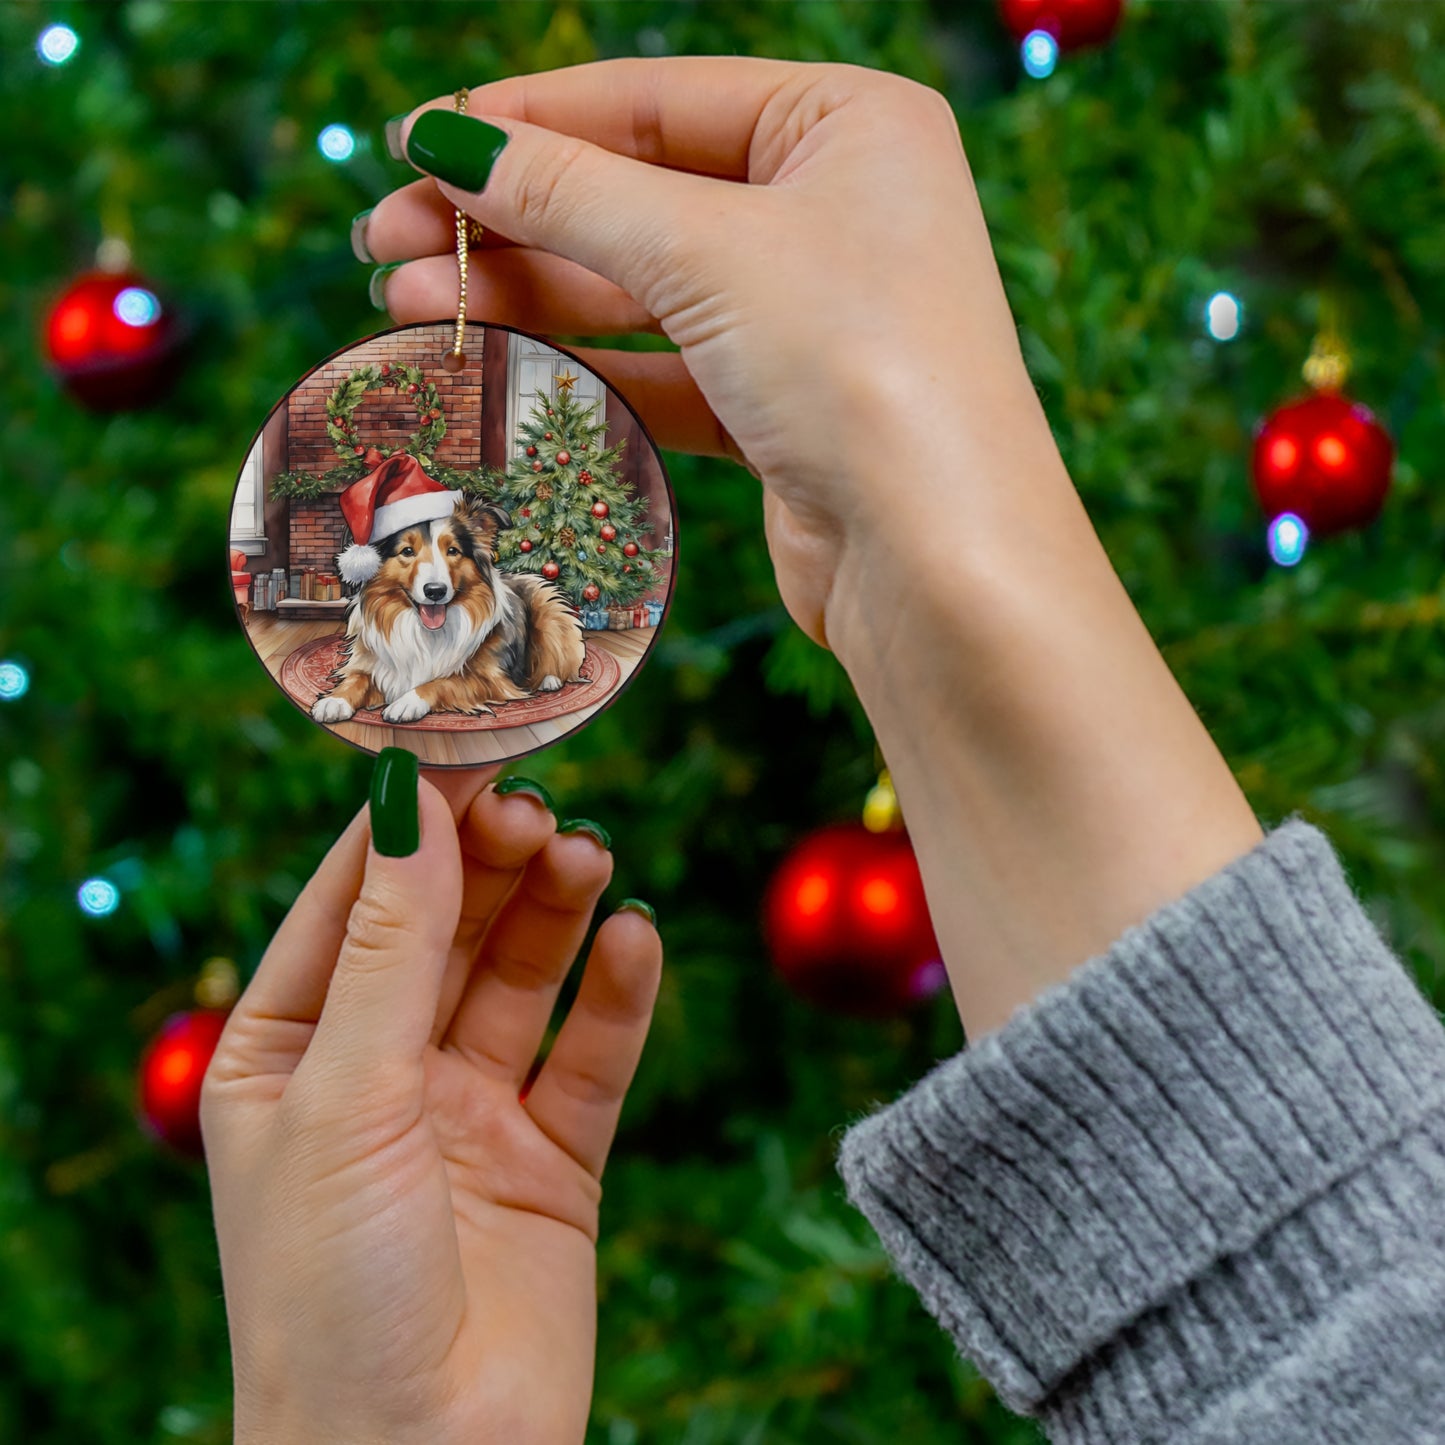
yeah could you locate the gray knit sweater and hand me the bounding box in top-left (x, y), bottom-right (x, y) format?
top-left (836, 819), bottom-right (1445, 1443)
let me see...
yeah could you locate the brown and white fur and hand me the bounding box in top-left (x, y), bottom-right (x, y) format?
top-left (311, 495), bottom-right (586, 725)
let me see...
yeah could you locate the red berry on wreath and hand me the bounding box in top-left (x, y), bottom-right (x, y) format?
top-left (381, 363), bottom-right (391, 375)
top-left (353, 445), bottom-right (366, 456)
top-left (591, 501), bottom-right (609, 519)
top-left (526, 445), bottom-right (537, 457)
top-left (519, 539), bottom-right (533, 553)
top-left (429, 408), bottom-right (441, 420)
top-left (542, 561), bottom-right (560, 580)
top-left (408, 383), bottom-right (419, 394)
top-left (532, 461), bottom-right (543, 473)
top-left (623, 541), bottom-right (639, 557)
top-left (600, 523), bottom-right (617, 542)
top-left (582, 583), bottom-right (600, 602)
top-left (556, 449), bottom-right (571, 465)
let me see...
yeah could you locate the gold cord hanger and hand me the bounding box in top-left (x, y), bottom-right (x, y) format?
top-left (441, 87), bottom-right (482, 373)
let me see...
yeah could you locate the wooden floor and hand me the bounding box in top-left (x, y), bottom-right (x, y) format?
top-left (243, 614), bottom-right (655, 767)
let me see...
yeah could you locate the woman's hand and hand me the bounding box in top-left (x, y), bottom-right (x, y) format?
top-left (362, 56), bottom-right (1044, 654)
top-left (202, 757), bottom-right (661, 1445)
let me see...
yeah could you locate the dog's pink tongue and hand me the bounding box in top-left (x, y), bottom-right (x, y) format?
top-left (419, 604), bottom-right (447, 630)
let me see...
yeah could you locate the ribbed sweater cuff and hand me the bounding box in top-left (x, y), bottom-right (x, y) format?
top-left (836, 819), bottom-right (1445, 1433)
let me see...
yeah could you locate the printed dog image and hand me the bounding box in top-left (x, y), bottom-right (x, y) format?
top-left (312, 490), bottom-right (586, 724)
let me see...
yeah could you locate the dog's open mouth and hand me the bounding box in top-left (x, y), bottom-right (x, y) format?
top-left (418, 603), bottom-right (448, 630)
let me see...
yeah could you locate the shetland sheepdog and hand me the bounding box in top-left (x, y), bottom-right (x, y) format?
top-left (311, 495), bottom-right (586, 725)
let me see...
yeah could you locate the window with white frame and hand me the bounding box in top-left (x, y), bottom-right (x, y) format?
top-left (230, 435), bottom-right (267, 554)
top-left (506, 337), bottom-right (605, 454)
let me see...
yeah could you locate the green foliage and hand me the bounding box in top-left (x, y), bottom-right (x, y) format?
top-left (1, 3), bottom-right (1443, 1445)
top-left (494, 387), bottom-right (666, 607)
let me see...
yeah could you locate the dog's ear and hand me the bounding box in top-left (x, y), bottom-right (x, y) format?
top-left (456, 495), bottom-right (511, 555)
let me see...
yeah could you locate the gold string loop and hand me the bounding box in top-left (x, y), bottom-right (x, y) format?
top-left (442, 87), bottom-right (477, 373)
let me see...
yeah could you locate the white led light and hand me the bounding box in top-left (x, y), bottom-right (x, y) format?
top-left (114, 287), bottom-right (161, 327)
top-left (1267, 512), bottom-right (1308, 567)
top-left (0, 660), bottom-right (29, 700)
top-left (38, 24), bottom-right (79, 66)
top-left (318, 124), bottom-right (357, 162)
top-left (78, 877), bottom-right (121, 917)
top-left (1205, 291), bottom-right (1242, 341)
top-left (1022, 30), bottom-right (1059, 80)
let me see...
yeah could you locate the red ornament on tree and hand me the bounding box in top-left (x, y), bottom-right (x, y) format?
top-left (45, 269), bottom-right (182, 410)
top-left (526, 445), bottom-right (537, 457)
top-left (520, 508), bottom-right (531, 517)
top-left (582, 583), bottom-right (601, 602)
top-left (1252, 392), bottom-right (1393, 537)
top-left (997, 0), bottom-right (1124, 49)
top-left (519, 539), bottom-right (533, 553)
top-left (579, 470), bottom-right (592, 485)
top-left (591, 501), bottom-right (610, 519)
top-left (137, 1009), bottom-right (230, 1157)
top-left (623, 541), bottom-right (639, 558)
top-left (764, 823), bottom-right (944, 1017)
top-left (532, 461), bottom-right (544, 473)
top-left (596, 545), bottom-right (607, 555)
top-left (542, 561), bottom-right (560, 580)
top-left (545, 432), bottom-right (553, 440)
top-left (556, 449), bottom-right (571, 465)
top-left (623, 564), bottom-right (632, 573)
top-left (600, 523), bottom-right (617, 542)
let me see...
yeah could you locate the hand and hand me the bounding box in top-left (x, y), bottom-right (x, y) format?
top-left (202, 761), bottom-right (661, 1445)
top-left (362, 56), bottom-right (1044, 653)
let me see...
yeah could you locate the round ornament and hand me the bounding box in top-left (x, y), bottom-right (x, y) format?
top-left (1251, 392), bottom-right (1393, 536)
top-left (557, 449), bottom-right (571, 465)
top-left (998, 0), bottom-right (1124, 49)
top-left (227, 322), bottom-right (677, 768)
top-left (137, 1008), bottom-right (230, 1157)
top-left (591, 501), bottom-right (610, 519)
top-left (763, 822), bottom-right (946, 1017)
top-left (600, 523), bottom-right (617, 542)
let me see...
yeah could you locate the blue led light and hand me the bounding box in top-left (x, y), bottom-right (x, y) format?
top-left (0, 660), bottom-right (29, 700)
top-left (37, 24), bottom-right (79, 65)
top-left (1021, 30), bottom-right (1059, 79)
top-left (318, 124), bottom-right (357, 162)
top-left (78, 877), bottom-right (121, 917)
top-left (1267, 512), bottom-right (1308, 567)
top-left (114, 287), bottom-right (161, 327)
top-left (1205, 291), bottom-right (1242, 342)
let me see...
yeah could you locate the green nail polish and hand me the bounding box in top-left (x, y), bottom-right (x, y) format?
top-left (384, 113), bottom-right (409, 162)
top-left (494, 776), bottom-right (555, 812)
top-left (558, 818), bottom-right (611, 851)
top-left (369, 261), bottom-right (404, 311)
top-left (405, 110), bottom-right (510, 193)
top-left (350, 208), bottom-right (375, 264)
top-left (370, 747), bottom-right (420, 857)
top-left (617, 897), bottom-right (656, 926)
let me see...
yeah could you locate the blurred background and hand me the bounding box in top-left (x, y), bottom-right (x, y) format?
top-left (2, 2), bottom-right (1443, 1442)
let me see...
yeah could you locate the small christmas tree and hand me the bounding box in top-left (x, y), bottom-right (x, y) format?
top-left (494, 377), bottom-right (664, 608)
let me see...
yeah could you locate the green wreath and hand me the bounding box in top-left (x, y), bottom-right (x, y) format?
top-left (270, 363), bottom-right (494, 500)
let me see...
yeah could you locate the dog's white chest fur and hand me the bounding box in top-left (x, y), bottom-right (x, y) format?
top-left (351, 603), bottom-right (494, 701)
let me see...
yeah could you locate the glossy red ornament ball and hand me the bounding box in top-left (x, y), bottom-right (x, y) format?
top-left (526, 445), bottom-right (537, 457)
top-left (582, 583), bottom-right (601, 602)
top-left (600, 523), bottom-right (617, 542)
top-left (596, 544), bottom-right (607, 555)
top-left (622, 541), bottom-right (639, 558)
top-left (591, 501), bottom-right (610, 519)
top-left (45, 270), bottom-right (183, 410)
top-left (623, 564), bottom-right (632, 573)
top-left (544, 431), bottom-right (553, 440)
top-left (547, 409), bottom-right (554, 416)
top-left (997, 0), bottom-right (1124, 49)
top-left (519, 540), bottom-right (533, 553)
top-left (407, 383), bottom-right (419, 395)
top-left (557, 449), bottom-right (571, 465)
top-left (532, 461), bottom-right (544, 473)
top-left (542, 561), bottom-right (560, 580)
top-left (1251, 392), bottom-right (1394, 537)
top-left (137, 1008), bottom-right (230, 1157)
top-left (763, 823), bottom-right (945, 1017)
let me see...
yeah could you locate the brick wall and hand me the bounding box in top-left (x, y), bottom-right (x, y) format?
top-left (285, 324), bottom-right (485, 565)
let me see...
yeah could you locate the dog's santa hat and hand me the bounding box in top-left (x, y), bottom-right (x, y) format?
top-left (335, 450), bottom-right (459, 586)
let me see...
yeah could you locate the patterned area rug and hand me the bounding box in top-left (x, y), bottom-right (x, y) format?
top-left (278, 633), bottom-right (621, 731)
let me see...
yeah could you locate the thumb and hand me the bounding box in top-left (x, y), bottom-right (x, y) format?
top-left (303, 749), bottom-right (462, 1088)
top-left (396, 105), bottom-right (754, 316)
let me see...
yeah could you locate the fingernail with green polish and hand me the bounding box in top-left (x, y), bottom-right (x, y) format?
top-left (405, 110), bottom-right (510, 193)
top-left (371, 747), bottom-right (420, 857)
top-left (369, 261), bottom-right (404, 311)
top-left (494, 775), bottom-right (555, 812)
top-left (558, 818), bottom-right (611, 851)
top-left (617, 897), bottom-right (656, 926)
top-left (384, 113), bottom-right (409, 162)
top-left (350, 208), bottom-right (375, 264)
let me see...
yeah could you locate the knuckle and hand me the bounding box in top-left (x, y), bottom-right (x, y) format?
top-left (513, 135), bottom-right (590, 231)
top-left (340, 893), bottom-right (412, 969)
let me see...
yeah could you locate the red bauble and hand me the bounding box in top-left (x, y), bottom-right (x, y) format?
top-left (544, 431), bottom-right (553, 440)
top-left (519, 540), bottom-right (533, 553)
top-left (582, 584), bottom-right (601, 602)
top-left (998, 0), bottom-right (1124, 48)
top-left (137, 1008), bottom-right (230, 1157)
top-left (591, 501), bottom-right (610, 519)
top-left (596, 545), bottom-right (607, 555)
top-left (1251, 392), bottom-right (1394, 537)
top-left (542, 560), bottom-right (561, 580)
top-left (353, 445), bottom-right (366, 456)
top-left (623, 564), bottom-right (632, 573)
top-left (547, 408), bottom-right (554, 416)
top-left (407, 383), bottom-right (419, 394)
top-left (520, 508), bottom-right (531, 518)
top-left (557, 449), bottom-right (572, 465)
top-left (622, 541), bottom-right (639, 558)
top-left (600, 523), bottom-right (617, 542)
top-left (532, 461), bottom-right (544, 473)
top-left (763, 823), bottom-right (945, 1017)
top-left (526, 445), bottom-right (537, 457)
top-left (45, 270), bottom-right (183, 410)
